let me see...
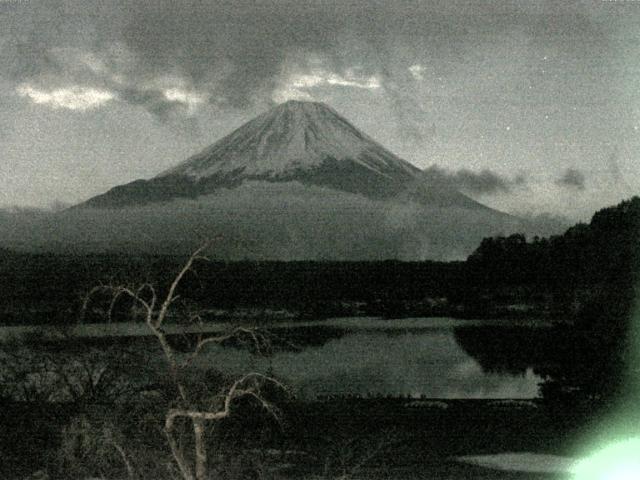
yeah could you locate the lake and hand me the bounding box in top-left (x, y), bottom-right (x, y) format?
top-left (0, 317), bottom-right (545, 401)
top-left (188, 318), bottom-right (544, 400)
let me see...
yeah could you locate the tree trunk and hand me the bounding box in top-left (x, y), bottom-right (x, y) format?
top-left (165, 416), bottom-right (195, 480)
top-left (193, 418), bottom-right (208, 480)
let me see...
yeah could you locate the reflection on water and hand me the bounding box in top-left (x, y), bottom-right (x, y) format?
top-left (192, 321), bottom-right (542, 400)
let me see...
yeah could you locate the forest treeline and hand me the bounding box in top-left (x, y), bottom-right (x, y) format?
top-left (1, 196), bottom-right (639, 324)
top-left (468, 196), bottom-right (640, 288)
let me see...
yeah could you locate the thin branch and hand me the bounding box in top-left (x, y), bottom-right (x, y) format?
top-left (81, 284), bottom-right (153, 324)
top-left (156, 243), bottom-right (210, 329)
top-left (136, 282), bottom-right (158, 313)
top-left (182, 326), bottom-right (262, 368)
top-left (107, 436), bottom-right (138, 480)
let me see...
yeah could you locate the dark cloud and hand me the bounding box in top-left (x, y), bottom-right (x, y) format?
top-left (1, 0), bottom-right (342, 113)
top-left (116, 87), bottom-right (201, 135)
top-left (556, 168), bottom-right (586, 190)
top-left (422, 165), bottom-right (527, 195)
top-left (0, 0), bottom-right (612, 123)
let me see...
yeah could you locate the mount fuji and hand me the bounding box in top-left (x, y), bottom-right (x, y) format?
top-left (81, 100), bottom-right (483, 209)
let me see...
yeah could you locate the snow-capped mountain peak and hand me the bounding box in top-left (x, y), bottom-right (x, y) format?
top-left (158, 100), bottom-right (421, 181)
top-left (82, 101), bottom-right (488, 208)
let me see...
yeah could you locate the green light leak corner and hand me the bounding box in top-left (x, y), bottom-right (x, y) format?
top-left (571, 290), bottom-right (640, 479)
top-left (572, 438), bottom-right (640, 480)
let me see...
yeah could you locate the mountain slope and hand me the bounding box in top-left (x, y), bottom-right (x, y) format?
top-left (81, 100), bottom-right (463, 207)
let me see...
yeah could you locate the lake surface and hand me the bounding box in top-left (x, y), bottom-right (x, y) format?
top-left (0, 317), bottom-right (544, 400)
top-left (189, 318), bottom-right (543, 400)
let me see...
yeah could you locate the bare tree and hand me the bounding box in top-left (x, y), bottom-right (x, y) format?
top-left (83, 244), bottom-right (285, 480)
top-left (0, 333), bottom-right (139, 404)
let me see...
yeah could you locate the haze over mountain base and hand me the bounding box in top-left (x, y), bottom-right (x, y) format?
top-left (1, 182), bottom-right (552, 260)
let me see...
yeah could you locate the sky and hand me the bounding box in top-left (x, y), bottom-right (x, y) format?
top-left (1, 0), bottom-right (640, 220)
